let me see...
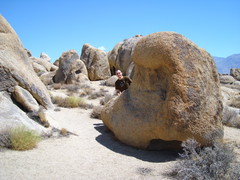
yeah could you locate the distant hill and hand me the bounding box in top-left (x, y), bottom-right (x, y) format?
top-left (213, 54), bottom-right (240, 74)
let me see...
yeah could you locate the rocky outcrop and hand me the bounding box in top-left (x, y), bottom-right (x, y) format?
top-left (12, 86), bottom-right (40, 112)
top-left (53, 50), bottom-right (89, 84)
top-left (230, 68), bottom-right (240, 81)
top-left (30, 56), bottom-right (57, 76)
top-left (0, 92), bottom-right (47, 135)
top-left (0, 15), bottom-right (53, 109)
top-left (102, 32), bottom-right (223, 150)
top-left (80, 44), bottom-right (111, 81)
top-left (108, 35), bottom-right (143, 77)
top-left (40, 52), bottom-right (51, 62)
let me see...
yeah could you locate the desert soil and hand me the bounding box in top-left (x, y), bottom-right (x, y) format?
top-left (0, 81), bottom-right (240, 180)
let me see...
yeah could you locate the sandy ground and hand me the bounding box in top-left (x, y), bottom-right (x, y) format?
top-left (0, 81), bottom-right (240, 180)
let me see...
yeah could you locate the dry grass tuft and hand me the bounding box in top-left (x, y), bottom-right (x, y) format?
top-left (9, 126), bottom-right (41, 151)
top-left (60, 128), bottom-right (68, 136)
top-left (52, 96), bottom-right (88, 108)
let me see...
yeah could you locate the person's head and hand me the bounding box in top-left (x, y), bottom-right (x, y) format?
top-left (116, 70), bottom-right (123, 79)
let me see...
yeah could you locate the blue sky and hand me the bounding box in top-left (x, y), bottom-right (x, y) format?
top-left (1, 0), bottom-right (239, 62)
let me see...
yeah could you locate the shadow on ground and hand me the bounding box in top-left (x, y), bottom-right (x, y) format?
top-left (94, 123), bottom-right (180, 163)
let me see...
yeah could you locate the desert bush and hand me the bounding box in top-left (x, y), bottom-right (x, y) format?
top-left (64, 96), bottom-right (87, 108)
top-left (88, 88), bottom-right (108, 100)
top-left (230, 96), bottom-right (240, 108)
top-left (9, 126), bottom-right (41, 151)
top-left (100, 94), bottom-right (114, 105)
top-left (91, 106), bottom-right (103, 119)
top-left (65, 84), bottom-right (80, 93)
top-left (166, 139), bottom-right (240, 180)
top-left (81, 87), bottom-right (94, 97)
top-left (60, 128), bottom-right (68, 136)
top-left (53, 83), bottom-right (62, 89)
top-left (222, 106), bottom-right (240, 128)
top-left (52, 96), bottom-right (87, 108)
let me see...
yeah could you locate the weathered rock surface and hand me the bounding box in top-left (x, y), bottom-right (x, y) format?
top-left (108, 35), bottom-right (143, 77)
top-left (12, 86), bottom-right (40, 112)
top-left (80, 44), bottom-right (111, 81)
top-left (104, 75), bottom-right (118, 87)
top-left (230, 68), bottom-right (240, 81)
top-left (0, 15), bottom-right (53, 109)
top-left (40, 52), bottom-right (51, 62)
top-left (219, 75), bottom-right (236, 84)
top-left (53, 50), bottom-right (89, 84)
top-left (102, 32), bottom-right (223, 149)
top-left (0, 92), bottom-right (47, 135)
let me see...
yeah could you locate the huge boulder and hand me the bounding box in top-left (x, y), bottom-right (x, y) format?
top-left (108, 35), bottom-right (143, 77)
top-left (53, 50), bottom-right (89, 84)
top-left (0, 15), bottom-right (53, 109)
top-left (80, 44), bottom-right (111, 80)
top-left (101, 32), bottom-right (223, 150)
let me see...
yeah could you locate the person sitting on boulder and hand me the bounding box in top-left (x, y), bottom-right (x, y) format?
top-left (115, 70), bottom-right (132, 96)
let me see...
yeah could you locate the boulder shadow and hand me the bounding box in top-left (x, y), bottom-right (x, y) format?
top-left (94, 123), bottom-right (180, 163)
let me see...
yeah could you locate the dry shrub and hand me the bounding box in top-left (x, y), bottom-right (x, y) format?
top-left (53, 83), bottom-right (62, 89)
top-left (64, 96), bottom-right (87, 108)
top-left (88, 88), bottom-right (108, 100)
top-left (100, 94), bottom-right (114, 105)
top-left (65, 84), bottom-right (80, 93)
top-left (222, 106), bottom-right (240, 128)
top-left (9, 126), bottom-right (41, 151)
top-left (52, 96), bottom-right (87, 108)
top-left (165, 139), bottom-right (240, 179)
top-left (60, 128), bottom-right (68, 136)
top-left (91, 106), bottom-right (103, 119)
top-left (230, 96), bottom-right (240, 108)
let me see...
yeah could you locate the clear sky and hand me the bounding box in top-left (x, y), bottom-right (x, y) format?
top-left (1, 0), bottom-right (239, 62)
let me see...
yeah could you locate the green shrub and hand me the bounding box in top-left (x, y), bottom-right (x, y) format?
top-left (166, 139), bottom-right (240, 179)
top-left (9, 126), bottom-right (41, 151)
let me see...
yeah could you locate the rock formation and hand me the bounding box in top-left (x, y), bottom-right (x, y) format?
top-left (0, 15), bottom-right (53, 109)
top-left (101, 32), bottom-right (223, 149)
top-left (0, 92), bottom-right (47, 134)
top-left (108, 35), bottom-right (143, 77)
top-left (80, 44), bottom-right (111, 81)
top-left (53, 50), bottom-right (89, 84)
top-left (0, 15), bottom-right (53, 135)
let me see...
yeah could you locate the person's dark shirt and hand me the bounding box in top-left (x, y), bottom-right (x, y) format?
top-left (115, 76), bottom-right (132, 92)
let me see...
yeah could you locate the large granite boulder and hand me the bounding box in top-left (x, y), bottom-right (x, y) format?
top-left (80, 44), bottom-right (111, 80)
top-left (53, 50), bottom-right (89, 84)
top-left (108, 35), bottom-right (143, 77)
top-left (101, 32), bottom-right (223, 149)
top-left (0, 92), bottom-right (47, 135)
top-left (0, 15), bottom-right (53, 109)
